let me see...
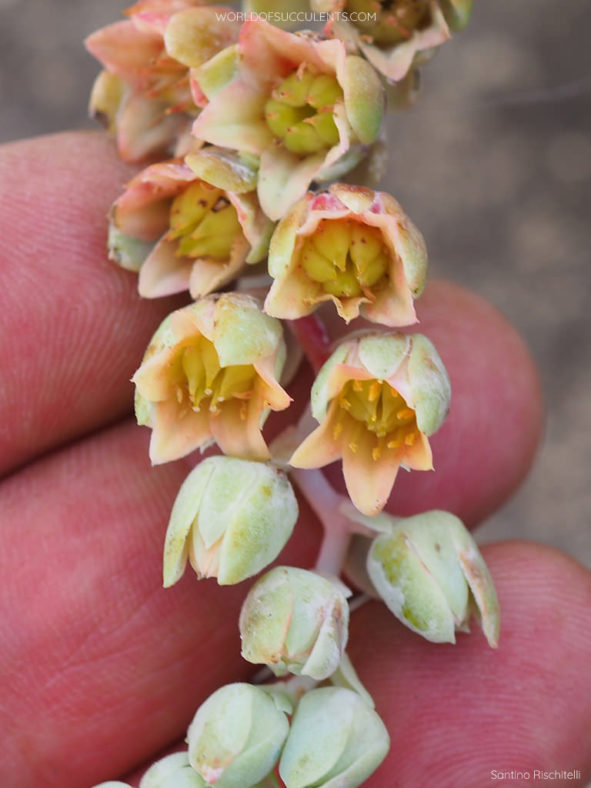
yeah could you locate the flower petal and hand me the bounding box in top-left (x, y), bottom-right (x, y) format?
top-left (149, 399), bottom-right (213, 464)
top-left (342, 437), bottom-right (401, 516)
top-left (209, 399), bottom-right (270, 461)
top-left (138, 237), bottom-right (194, 298)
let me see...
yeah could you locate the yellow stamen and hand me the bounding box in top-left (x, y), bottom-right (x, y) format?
top-left (397, 408), bottom-right (415, 420)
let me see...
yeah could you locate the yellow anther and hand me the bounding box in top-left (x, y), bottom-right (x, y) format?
top-left (175, 385), bottom-right (184, 404)
top-left (240, 401), bottom-right (248, 421)
top-left (397, 408), bottom-right (415, 420)
top-left (348, 441), bottom-right (358, 453)
top-left (372, 445), bottom-right (382, 461)
top-left (387, 436), bottom-right (403, 449)
top-left (405, 431), bottom-right (417, 446)
top-left (369, 380), bottom-right (381, 402)
top-left (333, 419), bottom-right (343, 439)
top-left (353, 379), bottom-right (364, 392)
top-left (339, 396), bottom-right (351, 411)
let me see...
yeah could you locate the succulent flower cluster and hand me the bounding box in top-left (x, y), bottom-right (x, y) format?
top-left (87, 2), bottom-right (498, 787)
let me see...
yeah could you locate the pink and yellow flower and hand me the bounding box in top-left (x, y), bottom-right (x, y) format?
top-left (109, 147), bottom-right (273, 298)
top-left (134, 294), bottom-right (291, 464)
top-left (290, 332), bottom-right (451, 515)
top-left (264, 183), bottom-right (427, 326)
top-left (191, 19), bottom-right (385, 220)
top-left (313, 0), bottom-right (472, 83)
top-left (86, 4), bottom-right (240, 161)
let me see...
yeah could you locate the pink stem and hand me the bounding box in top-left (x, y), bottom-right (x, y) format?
top-left (290, 466), bottom-right (361, 576)
top-left (288, 314), bottom-right (332, 373)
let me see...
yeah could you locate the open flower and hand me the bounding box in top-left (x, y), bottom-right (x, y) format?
top-left (192, 19), bottom-right (385, 219)
top-left (86, 4), bottom-right (240, 161)
top-left (109, 148), bottom-right (273, 298)
top-left (264, 183), bottom-right (427, 325)
top-left (313, 0), bottom-right (472, 83)
top-left (134, 294), bottom-right (291, 464)
top-left (290, 332), bottom-right (450, 515)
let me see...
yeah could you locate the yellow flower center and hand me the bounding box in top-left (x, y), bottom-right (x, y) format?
top-left (173, 336), bottom-right (256, 419)
top-left (264, 65), bottom-right (343, 155)
top-left (346, 0), bottom-right (432, 45)
top-left (333, 378), bottom-right (420, 460)
top-left (300, 219), bottom-right (390, 299)
top-left (168, 181), bottom-right (243, 260)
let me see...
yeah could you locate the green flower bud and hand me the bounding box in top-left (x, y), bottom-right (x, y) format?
top-left (140, 752), bottom-right (206, 788)
top-left (188, 683), bottom-right (290, 788)
top-left (367, 510), bottom-right (500, 646)
top-left (163, 457), bottom-right (298, 587)
top-left (279, 687), bottom-right (390, 788)
top-left (240, 567), bottom-right (351, 680)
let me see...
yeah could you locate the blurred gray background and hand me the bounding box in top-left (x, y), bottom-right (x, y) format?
top-left (1, 1), bottom-right (590, 567)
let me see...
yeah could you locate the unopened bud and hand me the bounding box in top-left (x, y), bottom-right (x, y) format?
top-left (188, 683), bottom-right (290, 788)
top-left (163, 457), bottom-right (298, 587)
top-left (367, 510), bottom-right (500, 646)
top-left (240, 567), bottom-right (350, 680)
top-left (279, 687), bottom-right (390, 788)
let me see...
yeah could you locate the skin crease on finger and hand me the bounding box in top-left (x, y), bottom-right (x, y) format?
top-left (0, 132), bottom-right (566, 786)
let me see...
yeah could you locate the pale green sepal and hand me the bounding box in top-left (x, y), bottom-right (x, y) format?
top-left (330, 652), bottom-right (375, 709)
top-left (315, 144), bottom-right (367, 184)
top-left (140, 751), bottom-right (206, 788)
top-left (279, 687), bottom-right (390, 788)
top-left (396, 218), bottom-right (429, 297)
top-left (343, 56), bottom-right (384, 145)
top-left (260, 685), bottom-right (294, 715)
top-left (310, 341), bottom-right (351, 422)
top-left (214, 296), bottom-right (284, 368)
top-left (368, 526), bottom-right (457, 643)
top-left (267, 198), bottom-right (308, 280)
top-left (108, 224), bottom-right (155, 272)
top-left (188, 683), bottom-right (289, 788)
top-left (91, 783), bottom-right (130, 788)
top-left (212, 462), bottom-right (298, 586)
top-left (440, 0), bottom-right (473, 31)
top-left (193, 45), bottom-right (239, 101)
top-left (408, 334), bottom-right (451, 435)
top-left (162, 461), bottom-right (217, 588)
top-left (358, 333), bottom-right (410, 381)
top-left (185, 148), bottom-right (259, 194)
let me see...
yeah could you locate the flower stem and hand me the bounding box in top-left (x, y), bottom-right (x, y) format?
top-left (290, 466), bottom-right (364, 575)
top-left (288, 313), bottom-right (332, 373)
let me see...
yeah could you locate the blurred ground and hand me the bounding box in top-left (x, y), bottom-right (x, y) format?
top-left (1, 0), bottom-right (590, 567)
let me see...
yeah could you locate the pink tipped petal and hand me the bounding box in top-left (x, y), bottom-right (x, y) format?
top-left (209, 399), bottom-right (270, 462)
top-left (264, 266), bottom-right (320, 320)
top-left (254, 357), bottom-right (292, 411)
top-left (403, 432), bottom-right (434, 471)
top-left (188, 252), bottom-right (247, 300)
top-left (192, 80), bottom-right (272, 154)
top-left (149, 399), bottom-right (212, 464)
top-left (85, 21), bottom-right (163, 87)
top-left (116, 94), bottom-right (187, 162)
top-left (258, 148), bottom-right (326, 222)
top-left (290, 408), bottom-right (343, 469)
top-left (342, 439), bottom-right (401, 517)
top-left (138, 237), bottom-right (193, 298)
top-left (133, 348), bottom-right (180, 401)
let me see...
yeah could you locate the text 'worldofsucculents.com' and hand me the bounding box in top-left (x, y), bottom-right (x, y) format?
top-left (214, 11), bottom-right (378, 23)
